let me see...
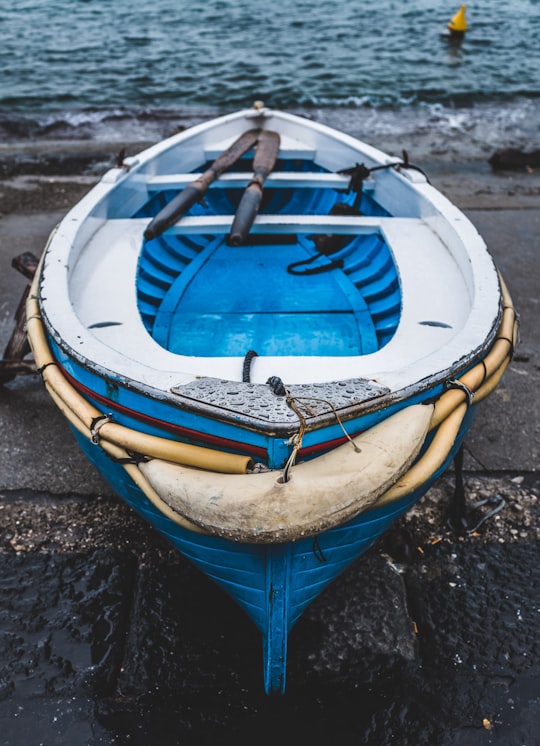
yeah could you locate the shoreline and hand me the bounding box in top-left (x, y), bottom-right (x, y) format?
top-left (1, 135), bottom-right (539, 217)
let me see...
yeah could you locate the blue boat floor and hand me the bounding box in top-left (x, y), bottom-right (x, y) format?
top-left (152, 241), bottom-right (378, 357)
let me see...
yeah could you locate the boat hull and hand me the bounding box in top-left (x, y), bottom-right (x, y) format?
top-left (27, 107), bottom-right (517, 694)
top-left (69, 407), bottom-right (475, 693)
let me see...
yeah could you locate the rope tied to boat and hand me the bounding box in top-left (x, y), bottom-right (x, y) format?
top-left (266, 375), bottom-right (360, 482)
top-left (312, 535), bottom-right (327, 563)
top-left (37, 361), bottom-right (56, 375)
top-left (497, 334), bottom-right (516, 359)
top-left (288, 154), bottom-right (431, 278)
top-left (266, 375), bottom-right (287, 397)
top-left (107, 450), bottom-right (150, 465)
top-left (266, 376), bottom-right (307, 481)
top-left (339, 151), bottom-right (431, 196)
top-left (286, 202), bottom-right (358, 276)
top-left (463, 495), bottom-right (507, 534)
top-left (448, 445), bottom-right (507, 535)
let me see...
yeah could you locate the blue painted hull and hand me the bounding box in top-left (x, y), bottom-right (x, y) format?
top-left (70, 408), bottom-right (475, 693)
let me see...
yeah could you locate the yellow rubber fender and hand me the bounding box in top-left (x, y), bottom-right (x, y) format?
top-left (139, 404), bottom-right (434, 543)
top-left (43, 379), bottom-right (206, 534)
top-left (375, 402), bottom-right (468, 507)
top-left (25, 277), bottom-right (253, 476)
top-left (431, 276), bottom-right (517, 429)
top-left (375, 280), bottom-right (517, 508)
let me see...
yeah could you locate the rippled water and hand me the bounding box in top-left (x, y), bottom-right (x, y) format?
top-left (2, 0), bottom-right (539, 110)
top-left (1, 1), bottom-right (539, 156)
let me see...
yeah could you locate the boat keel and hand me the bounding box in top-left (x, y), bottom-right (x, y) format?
top-left (263, 544), bottom-right (292, 694)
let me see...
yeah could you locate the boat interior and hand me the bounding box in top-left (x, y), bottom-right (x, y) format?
top-left (57, 114), bottom-right (497, 392)
top-left (134, 155), bottom-right (402, 359)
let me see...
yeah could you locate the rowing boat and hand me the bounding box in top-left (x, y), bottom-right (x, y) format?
top-left (26, 105), bottom-right (517, 693)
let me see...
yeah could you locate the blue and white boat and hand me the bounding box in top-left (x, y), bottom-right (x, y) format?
top-left (27, 106), bottom-right (516, 694)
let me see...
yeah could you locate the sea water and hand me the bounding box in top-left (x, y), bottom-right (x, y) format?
top-left (1, 0), bottom-right (539, 155)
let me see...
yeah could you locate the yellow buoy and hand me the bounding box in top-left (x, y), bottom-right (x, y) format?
top-left (448, 4), bottom-right (468, 34)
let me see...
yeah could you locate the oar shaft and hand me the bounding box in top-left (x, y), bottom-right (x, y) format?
top-left (144, 128), bottom-right (261, 240)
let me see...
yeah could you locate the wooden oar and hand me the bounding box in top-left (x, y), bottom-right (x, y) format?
top-left (227, 130), bottom-right (281, 246)
top-left (143, 128), bottom-right (261, 241)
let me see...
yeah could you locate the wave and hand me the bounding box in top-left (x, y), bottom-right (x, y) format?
top-left (1, 99), bottom-right (539, 172)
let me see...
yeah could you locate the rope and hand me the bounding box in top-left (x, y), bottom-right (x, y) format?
top-left (266, 375), bottom-right (287, 397)
top-left (281, 393), bottom-right (307, 483)
top-left (286, 202), bottom-right (359, 275)
top-left (339, 152), bottom-right (431, 196)
top-left (286, 255), bottom-right (344, 275)
top-left (291, 394), bottom-right (361, 452)
top-left (266, 376), bottom-right (306, 481)
top-left (448, 444), bottom-right (507, 533)
top-left (312, 535), bottom-right (327, 563)
top-left (498, 335), bottom-right (516, 359)
top-left (266, 377), bottom-right (360, 482)
top-left (464, 496), bottom-right (507, 534)
top-left (37, 361), bottom-right (56, 374)
top-left (242, 350), bottom-right (258, 383)
top-left (286, 155), bottom-right (428, 279)
top-left (107, 450), bottom-right (150, 465)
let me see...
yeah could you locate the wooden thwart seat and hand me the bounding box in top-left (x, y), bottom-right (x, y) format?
top-left (146, 171), bottom-right (358, 192)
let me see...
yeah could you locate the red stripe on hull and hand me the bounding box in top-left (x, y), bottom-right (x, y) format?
top-left (58, 363), bottom-right (270, 461)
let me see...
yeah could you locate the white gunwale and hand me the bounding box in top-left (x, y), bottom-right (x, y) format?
top-left (39, 107), bottom-right (502, 409)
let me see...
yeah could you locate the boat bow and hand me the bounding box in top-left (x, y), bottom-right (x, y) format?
top-left (139, 404), bottom-right (434, 542)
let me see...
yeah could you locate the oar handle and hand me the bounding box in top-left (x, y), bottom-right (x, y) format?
top-left (144, 184), bottom-right (204, 240)
top-left (228, 186), bottom-right (263, 246)
top-left (228, 130), bottom-right (281, 245)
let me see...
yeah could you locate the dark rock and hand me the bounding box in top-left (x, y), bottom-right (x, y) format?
top-left (0, 551), bottom-right (136, 698)
top-left (289, 553), bottom-right (418, 688)
top-left (488, 148), bottom-right (540, 172)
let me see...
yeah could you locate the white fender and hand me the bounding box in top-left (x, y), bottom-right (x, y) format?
top-left (139, 403), bottom-right (434, 543)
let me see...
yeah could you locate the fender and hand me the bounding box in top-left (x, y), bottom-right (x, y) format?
top-left (139, 403), bottom-right (434, 543)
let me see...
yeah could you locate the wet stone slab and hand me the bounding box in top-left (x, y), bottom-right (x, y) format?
top-left (0, 551), bottom-right (134, 700)
top-left (402, 541), bottom-right (540, 746)
top-left (0, 474), bottom-right (538, 745)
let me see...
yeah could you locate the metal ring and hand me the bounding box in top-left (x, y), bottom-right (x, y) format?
top-left (446, 379), bottom-right (475, 406)
top-left (90, 413), bottom-right (113, 444)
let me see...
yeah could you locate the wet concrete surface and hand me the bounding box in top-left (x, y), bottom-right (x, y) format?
top-left (0, 166), bottom-right (539, 744)
top-left (0, 479), bottom-right (538, 745)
